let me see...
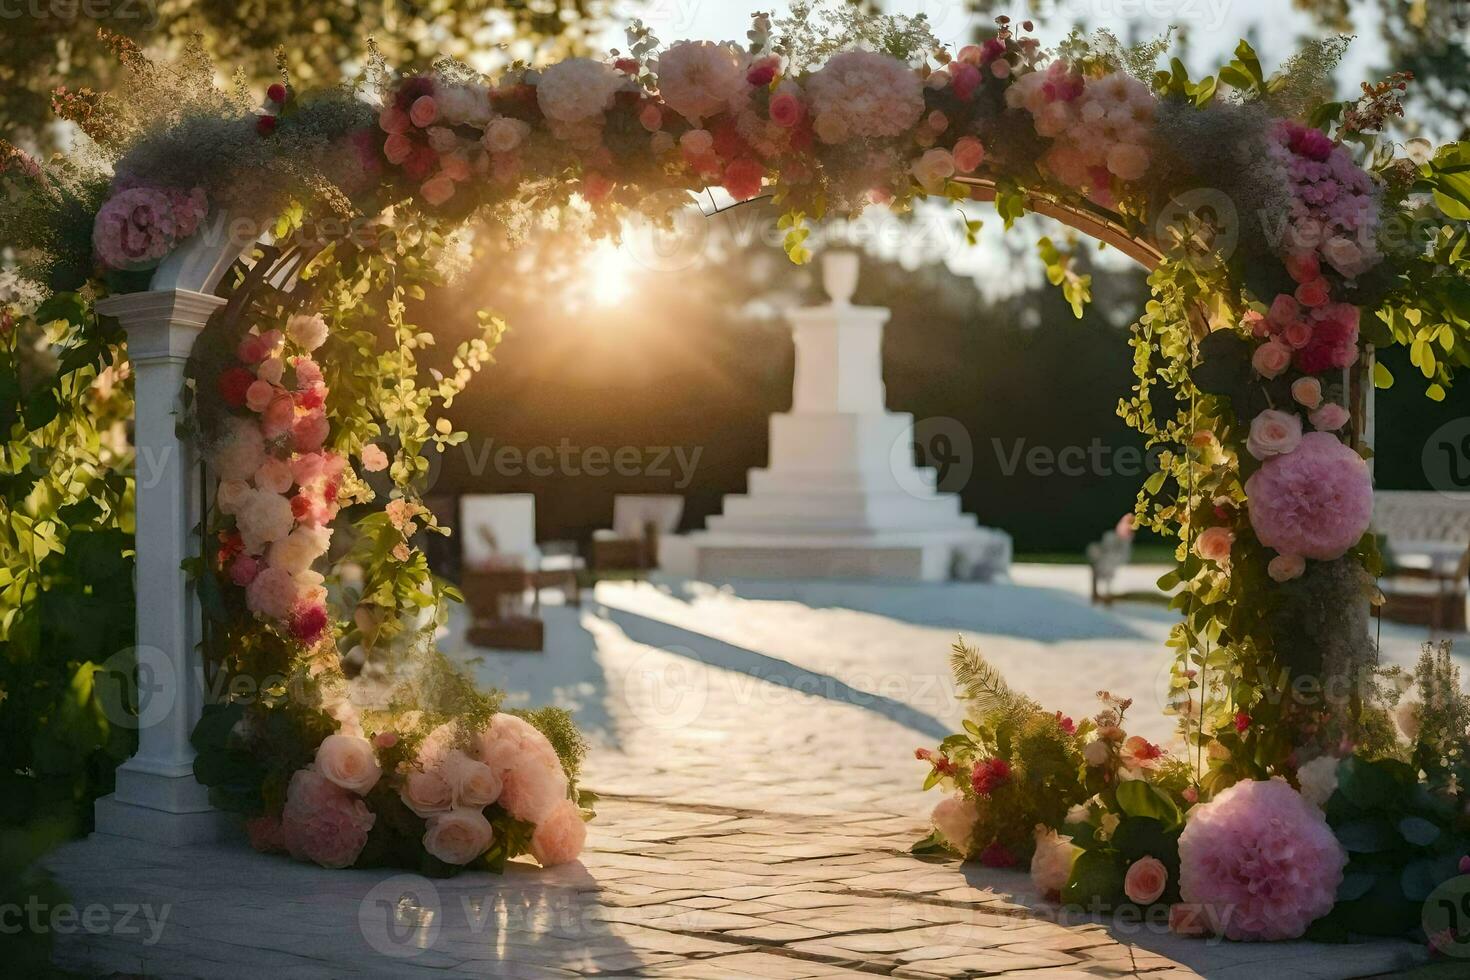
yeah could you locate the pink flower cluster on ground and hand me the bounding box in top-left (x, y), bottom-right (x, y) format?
top-left (210, 314), bottom-right (345, 644)
top-left (92, 185), bottom-right (208, 271)
top-left (1245, 430), bottom-right (1373, 561)
top-left (1177, 778), bottom-right (1346, 941)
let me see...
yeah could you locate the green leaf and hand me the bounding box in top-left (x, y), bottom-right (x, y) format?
top-left (1116, 780), bottom-right (1182, 829)
top-left (1398, 815), bottom-right (1441, 847)
top-left (1061, 848), bottom-right (1127, 907)
top-left (1335, 816), bottom-right (1400, 853)
top-left (1337, 756), bottom-right (1403, 809)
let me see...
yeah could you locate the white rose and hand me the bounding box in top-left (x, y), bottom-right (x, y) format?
top-left (482, 116), bottom-right (530, 154)
top-left (286, 313), bottom-right (328, 352)
top-left (423, 808), bottom-right (495, 865)
top-left (1295, 756), bottom-right (1340, 809)
top-left (217, 479), bottom-right (251, 516)
top-left (1247, 409), bottom-right (1304, 461)
top-left (1083, 740), bottom-right (1111, 767)
top-left (1030, 826), bottom-right (1081, 897)
top-left (1396, 701), bottom-right (1422, 742)
top-left (268, 524), bottom-right (333, 575)
top-left (654, 41), bottom-right (747, 123)
top-left (535, 58), bottom-right (622, 123)
top-left (314, 733), bottom-right (381, 795)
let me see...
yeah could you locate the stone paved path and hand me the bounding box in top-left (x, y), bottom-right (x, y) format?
top-left (48, 572), bottom-right (1446, 978)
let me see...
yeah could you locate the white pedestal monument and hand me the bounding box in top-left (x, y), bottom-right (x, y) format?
top-left (683, 252), bottom-right (1011, 581)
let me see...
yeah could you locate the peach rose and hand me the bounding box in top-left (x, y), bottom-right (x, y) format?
top-left (1247, 409), bottom-right (1303, 461)
top-left (1282, 320), bottom-right (1314, 349)
top-left (400, 768), bottom-right (454, 818)
top-left (314, 733), bottom-right (381, 795)
top-left (1124, 855), bottom-right (1168, 904)
top-left (1251, 339), bottom-right (1292, 379)
top-left (280, 768), bottom-right (374, 869)
top-left (423, 807), bottom-right (494, 865)
top-left (931, 796), bottom-right (980, 852)
top-left (498, 758), bottom-right (569, 825)
top-left (1268, 553), bottom-right (1306, 583)
top-left (1291, 377), bottom-right (1323, 409)
top-left (442, 749), bottom-right (503, 808)
top-left (1194, 526), bottom-right (1235, 565)
top-left (530, 799), bottom-right (588, 867)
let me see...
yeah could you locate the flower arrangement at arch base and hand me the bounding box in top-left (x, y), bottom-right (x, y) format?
top-left (188, 308), bottom-right (592, 875)
top-left (916, 641), bottom-right (1470, 949)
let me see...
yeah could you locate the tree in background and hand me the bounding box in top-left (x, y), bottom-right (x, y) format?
top-left (0, 0), bottom-right (608, 147)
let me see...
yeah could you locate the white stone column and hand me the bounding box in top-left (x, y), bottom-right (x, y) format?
top-left (92, 289), bottom-right (235, 844)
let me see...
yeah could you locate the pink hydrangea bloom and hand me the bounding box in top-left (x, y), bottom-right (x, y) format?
top-left (93, 185), bottom-right (207, 271)
top-left (1245, 431), bottom-right (1373, 561)
top-left (1178, 778), bottom-right (1345, 941)
top-left (280, 768), bottom-right (375, 869)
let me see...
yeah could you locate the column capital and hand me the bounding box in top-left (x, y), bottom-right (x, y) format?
top-left (95, 288), bottom-right (226, 363)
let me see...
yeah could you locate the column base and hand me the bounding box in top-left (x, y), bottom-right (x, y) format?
top-left (94, 764), bottom-right (237, 845)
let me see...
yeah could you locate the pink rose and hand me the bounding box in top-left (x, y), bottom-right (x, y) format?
top-left (280, 768), bottom-right (374, 869)
top-left (769, 92), bottom-right (803, 128)
top-left (254, 456), bottom-right (294, 494)
top-left (421, 174), bottom-right (456, 206)
top-left (911, 147), bottom-right (956, 190)
top-left (952, 136), bottom-right (986, 173)
top-left (1268, 553), bottom-right (1307, 582)
top-left (1282, 319), bottom-right (1314, 350)
top-left (1194, 526), bottom-right (1235, 565)
top-left (1311, 403), bottom-right (1350, 431)
top-left (292, 411), bottom-right (330, 453)
top-left (314, 733), bottom-right (381, 795)
top-left (531, 799), bottom-right (587, 867)
top-left (1123, 856), bottom-right (1168, 905)
top-left (1267, 294), bottom-right (1301, 329)
top-left (1295, 277), bottom-right (1330, 308)
top-left (423, 807), bottom-right (494, 865)
top-left (229, 554), bottom-right (261, 587)
top-left (1291, 377), bottom-right (1323, 409)
top-left (379, 105), bottom-right (410, 134)
top-left (384, 133), bottom-right (413, 165)
top-left (261, 395), bottom-right (295, 440)
top-left (1247, 409), bottom-right (1303, 461)
top-left (1251, 340), bottom-right (1292, 379)
top-left (400, 769), bottom-right (454, 818)
top-left (409, 95), bottom-right (438, 128)
top-left (294, 357), bottom-right (323, 387)
top-left (257, 357), bottom-right (285, 385)
top-left (638, 103), bottom-right (662, 132)
top-left (1285, 252), bottom-right (1320, 284)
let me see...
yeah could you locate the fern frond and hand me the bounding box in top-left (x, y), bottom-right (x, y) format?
top-left (949, 637), bottom-right (1040, 725)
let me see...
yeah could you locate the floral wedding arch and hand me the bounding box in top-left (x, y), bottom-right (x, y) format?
top-left (4, 1), bottom-right (1470, 927)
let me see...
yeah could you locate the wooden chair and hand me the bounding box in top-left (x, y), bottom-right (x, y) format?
top-left (457, 494), bottom-right (582, 651)
top-left (1373, 491), bottom-right (1470, 633)
top-left (590, 495), bottom-right (684, 574)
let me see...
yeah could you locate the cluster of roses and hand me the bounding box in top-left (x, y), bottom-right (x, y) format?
top-left (1006, 61), bottom-right (1155, 204)
top-left (923, 690), bottom-right (1348, 943)
top-left (211, 313), bottom-right (357, 644)
top-left (247, 712), bottom-right (586, 870)
top-left (366, 23), bottom-right (1054, 216)
top-left (1190, 125), bottom-right (1380, 584)
top-left (92, 182), bottom-right (208, 272)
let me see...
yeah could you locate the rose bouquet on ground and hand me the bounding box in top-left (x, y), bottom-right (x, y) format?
top-left (916, 640), bottom-right (1470, 945)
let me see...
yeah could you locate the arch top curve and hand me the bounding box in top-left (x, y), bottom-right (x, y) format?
top-left (954, 177), bottom-right (1163, 271)
top-left (148, 215), bottom-right (258, 296)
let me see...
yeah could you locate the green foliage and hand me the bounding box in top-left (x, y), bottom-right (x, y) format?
top-left (1317, 755), bottom-right (1468, 938)
top-left (1037, 236), bottom-right (1092, 319)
